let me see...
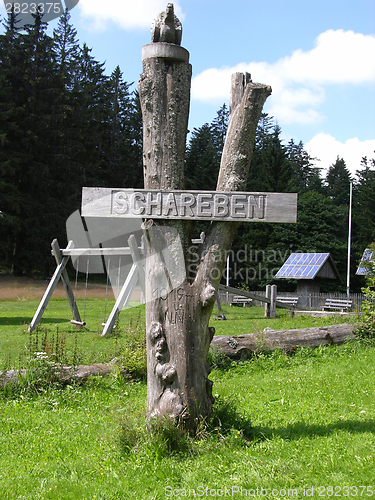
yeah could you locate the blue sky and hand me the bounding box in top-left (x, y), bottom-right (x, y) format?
top-left (1, 0), bottom-right (375, 176)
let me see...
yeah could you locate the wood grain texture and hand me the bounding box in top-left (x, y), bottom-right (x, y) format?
top-left (81, 187), bottom-right (297, 223)
top-left (211, 323), bottom-right (356, 359)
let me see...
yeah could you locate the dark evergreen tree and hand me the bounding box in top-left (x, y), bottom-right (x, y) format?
top-left (287, 139), bottom-right (323, 193)
top-left (0, 12), bottom-right (68, 274)
top-left (102, 66), bottom-right (143, 188)
top-left (129, 89), bottom-right (144, 188)
top-left (0, 12), bottom-right (144, 275)
top-left (185, 123), bottom-right (218, 191)
top-left (353, 156), bottom-right (375, 247)
top-left (0, 11), bottom-right (24, 271)
top-left (325, 157), bottom-right (352, 206)
top-left (71, 43), bottom-right (110, 189)
top-left (247, 115), bottom-right (292, 192)
top-left (210, 103), bottom-right (229, 159)
top-left (53, 9), bottom-right (80, 89)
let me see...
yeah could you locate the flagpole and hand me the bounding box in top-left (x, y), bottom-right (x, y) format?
top-left (347, 182), bottom-right (353, 297)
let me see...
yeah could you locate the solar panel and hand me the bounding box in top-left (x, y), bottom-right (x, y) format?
top-left (356, 249), bottom-right (374, 275)
top-left (275, 253), bottom-right (330, 279)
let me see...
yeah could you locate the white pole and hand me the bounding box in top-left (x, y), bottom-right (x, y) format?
top-left (347, 182), bottom-right (353, 297)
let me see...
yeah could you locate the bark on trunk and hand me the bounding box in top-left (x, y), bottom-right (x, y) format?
top-left (211, 323), bottom-right (356, 359)
top-left (138, 49), bottom-right (271, 429)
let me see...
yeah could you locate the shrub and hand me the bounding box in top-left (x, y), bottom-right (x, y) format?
top-left (207, 345), bottom-right (233, 370)
top-left (116, 310), bottom-right (147, 379)
top-left (355, 245), bottom-right (375, 338)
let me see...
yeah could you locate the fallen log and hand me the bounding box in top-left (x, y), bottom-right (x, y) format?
top-left (210, 323), bottom-right (356, 360)
top-left (1, 363), bottom-right (113, 387)
top-left (1, 324), bottom-right (357, 386)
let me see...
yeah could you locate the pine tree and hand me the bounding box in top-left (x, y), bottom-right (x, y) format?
top-left (211, 103), bottom-right (229, 159)
top-left (97, 66), bottom-right (143, 188)
top-left (0, 12), bottom-right (67, 273)
top-left (353, 156), bottom-right (375, 247)
top-left (247, 115), bottom-right (292, 192)
top-left (0, 11), bottom-right (25, 271)
top-left (72, 43), bottom-right (109, 188)
top-left (53, 8), bottom-right (80, 89)
top-left (287, 139), bottom-right (323, 193)
top-left (325, 157), bottom-right (352, 206)
top-left (184, 124), bottom-right (219, 191)
top-left (128, 89), bottom-right (144, 188)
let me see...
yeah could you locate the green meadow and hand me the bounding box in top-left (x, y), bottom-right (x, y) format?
top-left (0, 298), bottom-right (374, 499)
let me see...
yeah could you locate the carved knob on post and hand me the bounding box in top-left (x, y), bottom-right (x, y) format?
top-left (151, 3), bottom-right (182, 45)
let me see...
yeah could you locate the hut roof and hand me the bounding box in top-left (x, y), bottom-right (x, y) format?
top-left (356, 248), bottom-right (374, 275)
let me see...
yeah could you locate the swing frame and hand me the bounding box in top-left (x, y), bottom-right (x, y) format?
top-left (28, 236), bottom-right (145, 336)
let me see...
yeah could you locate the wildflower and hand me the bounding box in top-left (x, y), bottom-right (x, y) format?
top-left (34, 352), bottom-right (48, 360)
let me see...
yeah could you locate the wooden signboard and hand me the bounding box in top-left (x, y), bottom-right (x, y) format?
top-left (81, 187), bottom-right (298, 224)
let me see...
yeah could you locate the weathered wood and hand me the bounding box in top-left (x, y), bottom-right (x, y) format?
top-left (128, 234), bottom-right (146, 297)
top-left (61, 247), bottom-right (134, 256)
top-left (51, 239), bottom-right (83, 326)
top-left (101, 263), bottom-right (138, 337)
top-left (28, 241), bottom-right (73, 332)
top-left (277, 296), bottom-right (299, 307)
top-left (138, 37), bottom-right (272, 428)
top-left (231, 296), bottom-right (253, 306)
top-left (211, 323), bottom-right (356, 359)
top-left (81, 187), bottom-right (297, 223)
top-left (322, 299), bottom-right (353, 312)
top-left (218, 284), bottom-right (295, 310)
top-left (1, 363), bottom-right (113, 386)
top-left (269, 284), bottom-right (277, 318)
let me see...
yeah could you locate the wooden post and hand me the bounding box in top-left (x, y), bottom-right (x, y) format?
top-left (128, 234), bottom-right (145, 298)
top-left (270, 284), bottom-right (277, 318)
top-left (101, 235), bottom-right (145, 336)
top-left (137, 4), bottom-right (272, 430)
top-left (101, 263), bottom-right (138, 337)
top-left (51, 239), bottom-right (83, 325)
top-left (265, 284), bottom-right (271, 317)
top-left (28, 241), bottom-right (74, 332)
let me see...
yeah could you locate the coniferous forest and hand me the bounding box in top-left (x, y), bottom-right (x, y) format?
top-left (1, 12), bottom-right (374, 292)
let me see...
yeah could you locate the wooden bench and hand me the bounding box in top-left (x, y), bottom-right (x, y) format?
top-left (322, 298), bottom-right (353, 312)
top-left (231, 295), bottom-right (253, 307)
top-left (276, 296), bottom-right (299, 308)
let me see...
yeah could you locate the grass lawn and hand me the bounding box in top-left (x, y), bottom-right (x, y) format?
top-left (0, 296), bottom-right (354, 368)
top-left (0, 296), bottom-right (374, 499)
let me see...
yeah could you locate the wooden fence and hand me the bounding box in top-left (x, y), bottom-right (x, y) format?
top-left (218, 290), bottom-right (367, 312)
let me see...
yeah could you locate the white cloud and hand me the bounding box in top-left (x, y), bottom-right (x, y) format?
top-left (281, 30), bottom-right (375, 85)
top-left (191, 30), bottom-right (375, 125)
top-left (78, 0), bottom-right (184, 31)
top-left (306, 133), bottom-right (375, 175)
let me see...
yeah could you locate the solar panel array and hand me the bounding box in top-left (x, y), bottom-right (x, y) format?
top-left (356, 249), bottom-right (374, 275)
top-left (275, 253), bottom-right (329, 279)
